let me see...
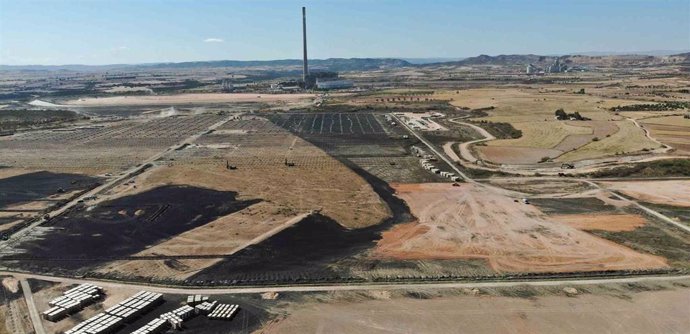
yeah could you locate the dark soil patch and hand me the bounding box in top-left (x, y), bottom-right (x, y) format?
top-left (590, 220), bottom-right (690, 269)
top-left (530, 197), bottom-right (613, 215)
top-left (585, 159), bottom-right (690, 178)
top-left (0, 171), bottom-right (100, 208)
top-left (4, 185), bottom-right (259, 273)
top-left (640, 202), bottom-right (690, 226)
top-left (26, 278), bottom-right (59, 293)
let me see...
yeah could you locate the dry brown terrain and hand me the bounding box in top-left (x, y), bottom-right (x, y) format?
top-left (373, 183), bottom-right (667, 273)
top-left (550, 213), bottom-right (648, 231)
top-left (476, 146), bottom-right (562, 164)
top-left (602, 180), bottom-right (690, 207)
top-left (94, 119), bottom-right (390, 279)
top-left (264, 287), bottom-right (690, 334)
top-left (640, 116), bottom-right (690, 154)
top-left (487, 179), bottom-right (594, 195)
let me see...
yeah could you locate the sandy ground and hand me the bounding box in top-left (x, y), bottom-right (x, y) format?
top-left (477, 146), bottom-right (562, 164)
top-left (64, 93), bottom-right (315, 106)
top-left (373, 183), bottom-right (667, 273)
top-left (549, 213), bottom-right (648, 231)
top-left (602, 180), bottom-right (690, 207)
top-left (0, 168), bottom-right (36, 180)
top-left (1, 278), bottom-right (18, 293)
top-left (487, 179), bottom-right (594, 195)
top-left (264, 288), bottom-right (690, 334)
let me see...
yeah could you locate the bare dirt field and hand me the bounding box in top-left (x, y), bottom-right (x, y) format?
top-left (602, 180), bottom-right (690, 207)
top-left (476, 145), bottom-right (562, 164)
top-left (549, 213), bottom-right (648, 232)
top-left (265, 286), bottom-right (690, 334)
top-left (89, 117), bottom-right (390, 279)
top-left (373, 183), bottom-right (667, 273)
top-left (64, 93), bottom-right (316, 106)
top-left (486, 179), bottom-right (594, 195)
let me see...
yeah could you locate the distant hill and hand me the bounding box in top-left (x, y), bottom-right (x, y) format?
top-left (0, 58), bottom-right (412, 72)
top-left (421, 53), bottom-right (684, 68)
top-left (668, 52), bottom-right (690, 62)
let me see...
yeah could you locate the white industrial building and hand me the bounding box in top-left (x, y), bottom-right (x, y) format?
top-left (315, 79), bottom-right (354, 90)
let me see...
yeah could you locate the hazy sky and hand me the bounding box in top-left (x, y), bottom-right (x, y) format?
top-left (1, 0), bottom-right (688, 65)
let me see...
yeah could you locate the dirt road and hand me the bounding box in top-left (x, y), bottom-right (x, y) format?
top-left (2, 271), bottom-right (689, 295)
top-left (448, 117), bottom-right (496, 163)
top-left (19, 278), bottom-right (44, 334)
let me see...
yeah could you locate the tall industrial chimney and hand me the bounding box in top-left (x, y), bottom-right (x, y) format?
top-left (302, 6), bottom-right (309, 85)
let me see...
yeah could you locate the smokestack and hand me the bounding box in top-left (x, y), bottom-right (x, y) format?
top-left (302, 6), bottom-right (309, 85)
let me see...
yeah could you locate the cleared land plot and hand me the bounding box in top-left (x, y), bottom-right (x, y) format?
top-left (550, 213), bottom-right (648, 232)
top-left (487, 179), bottom-right (594, 195)
top-left (374, 183), bottom-right (667, 273)
top-left (265, 287), bottom-right (690, 334)
top-left (531, 196), bottom-right (690, 269)
top-left (64, 93), bottom-right (315, 106)
top-left (602, 180), bottom-right (690, 207)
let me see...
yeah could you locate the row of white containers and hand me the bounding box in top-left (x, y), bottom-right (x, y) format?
top-left (65, 291), bottom-right (162, 334)
top-left (43, 284), bottom-right (103, 322)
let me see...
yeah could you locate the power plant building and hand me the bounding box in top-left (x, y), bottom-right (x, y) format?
top-left (299, 7), bottom-right (354, 90)
top-left (316, 79), bottom-right (354, 90)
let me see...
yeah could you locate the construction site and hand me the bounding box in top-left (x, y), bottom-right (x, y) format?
top-left (1, 3), bottom-right (690, 334)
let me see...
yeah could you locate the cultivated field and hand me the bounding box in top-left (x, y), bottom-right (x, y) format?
top-left (556, 120), bottom-right (662, 162)
top-left (641, 115), bottom-right (690, 154)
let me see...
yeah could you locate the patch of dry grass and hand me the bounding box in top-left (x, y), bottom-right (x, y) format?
top-left (557, 120), bottom-right (661, 161)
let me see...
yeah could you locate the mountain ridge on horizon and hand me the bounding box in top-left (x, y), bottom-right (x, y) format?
top-left (2, 50), bottom-right (688, 71)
